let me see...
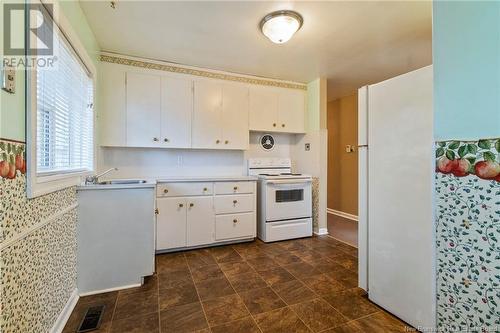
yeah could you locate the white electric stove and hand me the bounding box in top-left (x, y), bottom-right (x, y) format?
top-left (248, 158), bottom-right (313, 242)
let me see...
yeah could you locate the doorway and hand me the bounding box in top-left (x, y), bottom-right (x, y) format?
top-left (326, 94), bottom-right (359, 247)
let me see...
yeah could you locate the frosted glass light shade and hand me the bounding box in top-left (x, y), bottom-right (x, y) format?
top-left (260, 10), bottom-right (303, 44)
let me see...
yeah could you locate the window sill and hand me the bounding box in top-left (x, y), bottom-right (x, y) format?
top-left (27, 170), bottom-right (92, 198)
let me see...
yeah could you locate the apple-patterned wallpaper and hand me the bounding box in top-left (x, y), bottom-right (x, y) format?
top-left (435, 137), bottom-right (500, 332)
top-left (0, 139), bottom-right (78, 333)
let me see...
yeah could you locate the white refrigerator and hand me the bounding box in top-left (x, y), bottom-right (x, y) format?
top-left (358, 65), bottom-right (436, 329)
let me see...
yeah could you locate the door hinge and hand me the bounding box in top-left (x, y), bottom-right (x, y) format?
top-left (155, 208), bottom-right (159, 215)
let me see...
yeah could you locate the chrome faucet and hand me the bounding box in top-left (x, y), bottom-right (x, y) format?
top-left (85, 168), bottom-right (118, 185)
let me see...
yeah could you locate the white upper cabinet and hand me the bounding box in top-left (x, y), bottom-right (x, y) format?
top-left (192, 80), bottom-right (223, 149)
top-left (161, 76), bottom-right (192, 148)
top-left (98, 60), bottom-right (306, 149)
top-left (125, 72), bottom-right (193, 148)
top-left (249, 86), bottom-right (306, 133)
top-left (221, 83), bottom-right (249, 150)
top-left (126, 72), bottom-right (162, 147)
top-left (249, 86), bottom-right (279, 132)
top-left (99, 63), bottom-right (127, 146)
top-left (278, 88), bottom-right (306, 133)
top-left (192, 80), bottom-right (249, 150)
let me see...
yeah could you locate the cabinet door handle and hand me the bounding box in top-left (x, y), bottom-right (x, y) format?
top-left (179, 203), bottom-right (184, 208)
top-left (163, 189), bottom-right (168, 193)
top-left (164, 138), bottom-right (169, 142)
top-left (281, 124), bottom-right (285, 128)
top-left (233, 200), bottom-right (238, 204)
top-left (153, 137), bottom-right (159, 141)
top-left (203, 187), bottom-right (208, 192)
top-left (273, 123), bottom-right (277, 127)
top-left (233, 186), bottom-right (238, 191)
top-left (155, 208), bottom-right (159, 215)
top-left (225, 140), bottom-right (229, 144)
top-left (216, 139), bottom-right (220, 144)
top-left (233, 219), bottom-right (238, 223)
top-left (189, 203), bottom-right (194, 207)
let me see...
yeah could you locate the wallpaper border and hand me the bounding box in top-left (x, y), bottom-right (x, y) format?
top-left (435, 138), bottom-right (500, 182)
top-left (100, 53), bottom-right (308, 90)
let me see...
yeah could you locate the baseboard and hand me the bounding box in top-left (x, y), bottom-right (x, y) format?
top-left (314, 228), bottom-right (329, 236)
top-left (78, 283), bottom-right (142, 297)
top-left (50, 288), bottom-right (79, 333)
top-left (327, 208), bottom-right (358, 221)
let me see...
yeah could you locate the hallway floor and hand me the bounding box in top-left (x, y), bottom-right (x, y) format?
top-left (327, 214), bottom-right (358, 248)
top-left (63, 236), bottom-right (411, 332)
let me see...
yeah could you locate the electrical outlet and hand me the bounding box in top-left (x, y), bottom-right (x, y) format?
top-left (1, 66), bottom-right (15, 94)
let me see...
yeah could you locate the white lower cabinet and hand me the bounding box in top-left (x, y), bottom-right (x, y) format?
top-left (214, 194), bottom-right (254, 214)
top-left (156, 180), bottom-right (256, 252)
top-left (215, 213), bottom-right (254, 241)
top-left (156, 197), bottom-right (187, 250)
top-left (186, 197), bottom-right (215, 247)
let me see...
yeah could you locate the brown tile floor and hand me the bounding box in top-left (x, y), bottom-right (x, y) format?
top-left (63, 236), bottom-right (414, 333)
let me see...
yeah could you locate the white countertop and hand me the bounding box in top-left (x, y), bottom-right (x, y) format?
top-left (156, 175), bottom-right (258, 183)
top-left (77, 175), bottom-right (257, 190)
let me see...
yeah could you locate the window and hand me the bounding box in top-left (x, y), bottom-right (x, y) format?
top-left (28, 4), bottom-right (96, 198)
top-left (36, 28), bottom-right (94, 175)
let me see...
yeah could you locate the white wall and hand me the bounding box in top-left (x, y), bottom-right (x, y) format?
top-left (97, 132), bottom-right (296, 179)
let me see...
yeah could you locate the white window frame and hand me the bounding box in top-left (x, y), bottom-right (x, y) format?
top-left (27, 1), bottom-right (97, 198)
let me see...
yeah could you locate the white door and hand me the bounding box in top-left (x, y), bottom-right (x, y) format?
top-left (186, 196), bottom-right (214, 246)
top-left (278, 88), bottom-right (305, 133)
top-left (221, 84), bottom-right (249, 150)
top-left (161, 76), bottom-right (193, 148)
top-left (192, 80), bottom-right (222, 149)
top-left (249, 86), bottom-right (278, 132)
top-left (126, 72), bottom-right (161, 147)
top-left (156, 197), bottom-right (186, 250)
top-left (366, 66), bottom-right (435, 328)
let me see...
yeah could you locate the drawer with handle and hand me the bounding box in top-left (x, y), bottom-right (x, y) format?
top-left (157, 182), bottom-right (213, 197)
top-left (215, 213), bottom-right (255, 241)
top-left (214, 181), bottom-right (255, 195)
top-left (214, 194), bottom-right (254, 214)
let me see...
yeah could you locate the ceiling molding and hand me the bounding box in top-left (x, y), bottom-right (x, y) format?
top-left (100, 53), bottom-right (308, 90)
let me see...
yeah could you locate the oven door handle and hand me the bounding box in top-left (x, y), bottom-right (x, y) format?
top-left (266, 179), bottom-right (312, 185)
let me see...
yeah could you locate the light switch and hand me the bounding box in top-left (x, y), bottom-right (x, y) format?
top-left (1, 66), bottom-right (15, 94)
top-left (345, 145), bottom-right (355, 153)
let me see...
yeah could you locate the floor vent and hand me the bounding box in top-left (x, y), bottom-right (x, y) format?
top-left (77, 305), bottom-right (105, 332)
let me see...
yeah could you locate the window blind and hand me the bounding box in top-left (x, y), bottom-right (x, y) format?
top-left (36, 23), bottom-right (94, 175)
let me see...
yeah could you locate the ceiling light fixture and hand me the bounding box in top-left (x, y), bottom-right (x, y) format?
top-left (260, 10), bottom-right (303, 44)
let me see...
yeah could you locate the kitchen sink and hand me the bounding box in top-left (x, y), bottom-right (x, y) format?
top-left (97, 179), bottom-right (147, 185)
